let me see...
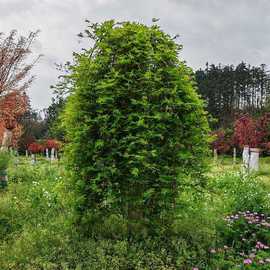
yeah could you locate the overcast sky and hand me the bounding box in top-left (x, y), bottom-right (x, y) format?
top-left (2, 0), bottom-right (270, 109)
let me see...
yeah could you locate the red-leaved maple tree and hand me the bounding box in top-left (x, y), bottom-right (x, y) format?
top-left (44, 139), bottom-right (61, 150)
top-left (0, 30), bottom-right (40, 147)
top-left (27, 142), bottom-right (44, 154)
top-left (234, 115), bottom-right (257, 147)
top-left (233, 114), bottom-right (270, 149)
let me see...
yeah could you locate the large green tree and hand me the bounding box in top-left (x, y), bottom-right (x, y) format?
top-left (63, 20), bottom-right (210, 234)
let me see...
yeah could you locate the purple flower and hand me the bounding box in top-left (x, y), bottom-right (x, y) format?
top-left (244, 259), bottom-right (252, 265)
top-left (256, 241), bottom-right (269, 250)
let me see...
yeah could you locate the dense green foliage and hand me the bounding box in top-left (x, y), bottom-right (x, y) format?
top-left (45, 93), bottom-right (66, 140)
top-left (63, 20), bottom-right (210, 232)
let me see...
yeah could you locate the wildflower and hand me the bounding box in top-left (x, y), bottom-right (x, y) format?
top-left (243, 259), bottom-right (252, 265)
top-left (256, 241), bottom-right (269, 249)
top-left (256, 241), bottom-right (263, 249)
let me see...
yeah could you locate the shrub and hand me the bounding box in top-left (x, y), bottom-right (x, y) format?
top-left (27, 142), bottom-right (44, 154)
top-left (44, 139), bottom-right (61, 150)
top-left (63, 20), bottom-right (210, 233)
top-left (0, 151), bottom-right (10, 171)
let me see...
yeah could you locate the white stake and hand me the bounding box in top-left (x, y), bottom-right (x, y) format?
top-left (233, 147), bottom-right (236, 164)
top-left (31, 154), bottom-right (36, 165)
top-left (213, 148), bottom-right (218, 163)
top-left (249, 148), bottom-right (260, 172)
top-left (46, 148), bottom-right (49, 160)
top-left (51, 148), bottom-right (55, 161)
top-left (242, 145), bottom-right (249, 169)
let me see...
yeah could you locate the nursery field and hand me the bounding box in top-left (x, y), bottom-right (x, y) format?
top-left (211, 156), bottom-right (270, 186)
top-left (2, 7), bottom-right (270, 269)
top-left (0, 156), bottom-right (270, 269)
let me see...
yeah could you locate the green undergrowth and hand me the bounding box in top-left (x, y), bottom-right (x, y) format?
top-left (0, 157), bottom-right (270, 269)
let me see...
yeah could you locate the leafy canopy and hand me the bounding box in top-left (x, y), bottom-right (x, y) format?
top-left (63, 20), bottom-right (210, 232)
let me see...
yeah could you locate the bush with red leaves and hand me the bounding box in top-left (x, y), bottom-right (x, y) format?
top-left (234, 114), bottom-right (270, 149)
top-left (234, 115), bottom-right (257, 148)
top-left (28, 142), bottom-right (44, 154)
top-left (44, 139), bottom-right (61, 150)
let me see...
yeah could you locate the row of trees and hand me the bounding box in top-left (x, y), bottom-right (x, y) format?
top-left (196, 63), bottom-right (270, 128)
top-left (27, 139), bottom-right (61, 154)
top-left (3, 29), bottom-right (270, 157)
top-left (4, 30), bottom-right (270, 155)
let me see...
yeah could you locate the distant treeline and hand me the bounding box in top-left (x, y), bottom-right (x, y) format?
top-left (195, 62), bottom-right (270, 128)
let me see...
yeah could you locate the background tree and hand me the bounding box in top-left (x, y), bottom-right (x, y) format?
top-left (17, 108), bottom-right (48, 153)
top-left (0, 30), bottom-right (40, 147)
top-left (196, 62), bottom-right (270, 128)
top-left (44, 93), bottom-right (66, 140)
top-left (42, 63), bottom-right (71, 141)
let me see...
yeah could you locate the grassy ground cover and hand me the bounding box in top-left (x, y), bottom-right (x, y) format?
top-left (1, 155), bottom-right (270, 269)
top-left (211, 155), bottom-right (270, 186)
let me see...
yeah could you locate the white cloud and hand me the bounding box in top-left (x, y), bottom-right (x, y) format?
top-left (1, 0), bottom-right (270, 109)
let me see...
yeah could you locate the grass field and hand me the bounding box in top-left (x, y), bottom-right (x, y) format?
top-left (1, 154), bottom-right (270, 269)
top-left (210, 155), bottom-right (270, 186)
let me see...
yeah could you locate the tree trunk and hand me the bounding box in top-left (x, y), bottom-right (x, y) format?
top-left (1, 128), bottom-right (12, 151)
